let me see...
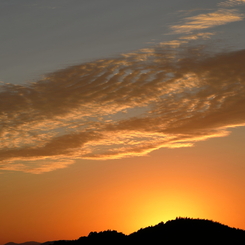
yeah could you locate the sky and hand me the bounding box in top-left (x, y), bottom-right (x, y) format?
top-left (0, 0), bottom-right (245, 243)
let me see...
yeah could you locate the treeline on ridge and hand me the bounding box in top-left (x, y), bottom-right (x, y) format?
top-left (42, 217), bottom-right (245, 245)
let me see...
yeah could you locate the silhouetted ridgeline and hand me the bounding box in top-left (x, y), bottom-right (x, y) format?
top-left (5, 242), bottom-right (40, 245)
top-left (6, 218), bottom-right (245, 245)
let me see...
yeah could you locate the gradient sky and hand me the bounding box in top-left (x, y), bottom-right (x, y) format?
top-left (1, 0), bottom-right (245, 244)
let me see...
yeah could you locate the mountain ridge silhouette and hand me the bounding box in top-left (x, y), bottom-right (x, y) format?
top-left (4, 242), bottom-right (40, 245)
top-left (5, 218), bottom-right (245, 245)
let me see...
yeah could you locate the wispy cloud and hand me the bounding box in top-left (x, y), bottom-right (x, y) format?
top-left (1, 1), bottom-right (245, 173)
top-left (219, 0), bottom-right (245, 7)
top-left (0, 159), bottom-right (74, 174)
top-left (179, 32), bottom-right (215, 40)
top-left (1, 43), bottom-right (245, 173)
top-left (171, 9), bottom-right (244, 34)
top-left (162, 2), bottom-right (244, 54)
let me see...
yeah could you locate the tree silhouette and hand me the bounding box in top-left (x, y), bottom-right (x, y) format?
top-left (44, 218), bottom-right (245, 245)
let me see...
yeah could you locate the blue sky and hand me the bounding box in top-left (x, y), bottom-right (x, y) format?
top-left (2, 0), bottom-right (241, 84)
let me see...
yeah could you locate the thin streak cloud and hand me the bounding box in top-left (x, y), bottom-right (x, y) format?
top-left (219, 0), bottom-right (245, 7)
top-left (171, 9), bottom-right (244, 34)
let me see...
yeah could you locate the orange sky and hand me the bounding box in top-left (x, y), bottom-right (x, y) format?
top-left (1, 0), bottom-right (245, 244)
top-left (1, 127), bottom-right (245, 244)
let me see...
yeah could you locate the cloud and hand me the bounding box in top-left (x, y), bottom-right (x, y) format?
top-left (1, 42), bottom-right (245, 173)
top-left (171, 9), bottom-right (244, 34)
top-left (160, 33), bottom-right (214, 48)
top-left (179, 32), bottom-right (215, 40)
top-left (163, 4), bottom-right (244, 53)
top-left (1, 1), bottom-right (245, 173)
top-left (0, 159), bottom-right (74, 174)
top-left (219, 0), bottom-right (245, 7)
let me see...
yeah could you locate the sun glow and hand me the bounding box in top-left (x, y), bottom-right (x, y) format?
top-left (128, 191), bottom-right (206, 232)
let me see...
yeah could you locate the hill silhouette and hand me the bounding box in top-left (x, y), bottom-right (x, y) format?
top-left (37, 218), bottom-right (245, 245)
top-left (5, 242), bottom-right (40, 245)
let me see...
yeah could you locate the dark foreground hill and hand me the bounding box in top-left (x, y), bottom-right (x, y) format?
top-left (5, 242), bottom-right (40, 245)
top-left (42, 218), bottom-right (245, 245)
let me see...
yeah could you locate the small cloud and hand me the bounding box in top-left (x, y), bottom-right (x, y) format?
top-left (159, 40), bottom-right (188, 48)
top-left (171, 9), bottom-right (244, 34)
top-left (219, 0), bottom-right (245, 7)
top-left (180, 32), bottom-right (215, 40)
top-left (0, 159), bottom-right (74, 174)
